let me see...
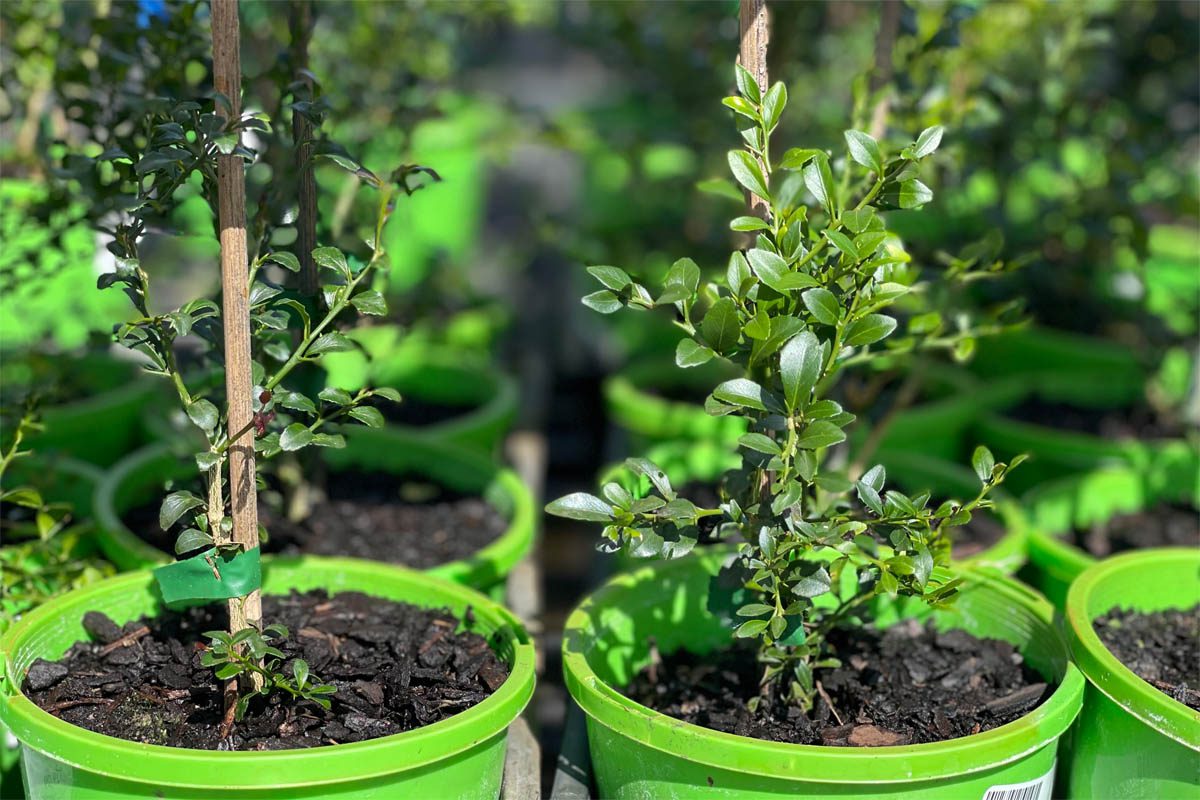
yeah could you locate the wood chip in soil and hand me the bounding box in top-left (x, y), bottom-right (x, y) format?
top-left (624, 618), bottom-right (1051, 746)
top-left (21, 590), bottom-right (509, 750)
top-left (1095, 603), bottom-right (1200, 711)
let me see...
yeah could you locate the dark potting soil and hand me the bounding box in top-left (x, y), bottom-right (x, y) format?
top-left (1095, 604), bottom-right (1200, 711)
top-left (364, 394), bottom-right (479, 428)
top-left (21, 590), bottom-right (509, 750)
top-left (1007, 396), bottom-right (1184, 439)
top-left (949, 507), bottom-right (1006, 559)
top-left (1070, 503), bottom-right (1200, 558)
top-left (625, 618), bottom-right (1049, 746)
top-left (125, 470), bottom-right (507, 569)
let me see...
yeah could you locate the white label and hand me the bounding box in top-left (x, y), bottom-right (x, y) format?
top-left (981, 760), bottom-right (1056, 800)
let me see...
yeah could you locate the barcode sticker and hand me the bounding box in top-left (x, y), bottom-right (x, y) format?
top-left (981, 760), bottom-right (1056, 800)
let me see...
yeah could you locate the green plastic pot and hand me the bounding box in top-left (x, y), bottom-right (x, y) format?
top-left (15, 353), bottom-right (164, 467)
top-left (1063, 549), bottom-right (1200, 799)
top-left (0, 556), bottom-right (535, 799)
top-left (563, 549), bottom-right (1083, 799)
top-left (94, 430), bottom-right (535, 597)
top-left (604, 357), bottom-right (746, 450)
top-left (875, 450), bottom-right (1028, 573)
top-left (970, 367), bottom-right (1196, 495)
top-left (320, 325), bottom-right (517, 455)
top-left (1024, 463), bottom-right (1200, 608)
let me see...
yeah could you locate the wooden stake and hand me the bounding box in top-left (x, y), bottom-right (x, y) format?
top-left (868, 0), bottom-right (902, 141)
top-left (289, 0), bottom-right (318, 297)
top-left (738, 0), bottom-right (770, 218)
top-left (211, 0), bottom-right (262, 647)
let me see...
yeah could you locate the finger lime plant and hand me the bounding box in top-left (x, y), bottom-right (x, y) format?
top-left (553, 8), bottom-right (1081, 794)
top-left (554, 63), bottom-right (1023, 709)
top-left (1, 6), bottom-right (533, 797)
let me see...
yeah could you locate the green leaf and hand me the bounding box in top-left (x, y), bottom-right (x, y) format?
top-left (545, 493), bottom-right (614, 522)
top-left (791, 564), bottom-right (832, 598)
top-left (843, 314), bottom-right (897, 346)
top-left (310, 433), bottom-right (346, 448)
top-left (802, 153), bottom-right (836, 213)
top-left (722, 95), bottom-right (759, 120)
top-left (762, 82), bottom-right (787, 130)
top-left (351, 290), bottom-right (387, 316)
top-left (801, 287), bottom-right (840, 325)
top-left (736, 603), bottom-right (774, 617)
top-left (779, 148), bottom-right (822, 170)
top-left (293, 659), bottom-right (310, 689)
top-left (735, 619), bottom-right (769, 638)
top-left (844, 130), bottom-right (882, 173)
top-left (275, 390), bottom-right (317, 416)
top-left (738, 433), bottom-right (782, 455)
top-left (728, 150), bottom-right (769, 200)
top-left (307, 332), bottom-right (355, 356)
top-left (249, 283), bottom-right (282, 307)
top-left (712, 379), bottom-right (767, 411)
top-left (665, 258), bottom-right (701, 294)
top-left (311, 247), bottom-right (349, 278)
top-left (734, 64), bottom-right (761, 104)
top-left (265, 252), bottom-right (300, 272)
top-left (160, 491), bottom-right (204, 531)
top-left (186, 399), bottom-right (219, 433)
top-left (794, 421), bottom-right (846, 450)
top-left (280, 423), bottom-right (314, 451)
top-left (912, 125), bottom-right (945, 159)
top-left (582, 290), bottom-right (623, 314)
top-left (174, 528), bottom-right (212, 555)
top-left (825, 230), bottom-right (858, 260)
top-left (587, 266), bottom-right (631, 291)
top-left (676, 338), bottom-right (714, 368)
top-left (730, 216), bottom-right (770, 232)
top-left (319, 387), bottom-right (352, 405)
top-left (348, 406), bottom-right (384, 428)
top-left (779, 331), bottom-right (821, 411)
top-left (195, 451), bottom-right (219, 471)
top-left (746, 248), bottom-right (793, 294)
top-left (972, 445), bottom-right (996, 483)
top-left (372, 387), bottom-right (402, 403)
top-left (899, 179), bottom-right (933, 209)
top-left (726, 251), bottom-right (753, 296)
top-left (701, 297), bottom-right (741, 354)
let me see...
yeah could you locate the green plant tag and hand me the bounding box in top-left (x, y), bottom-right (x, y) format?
top-left (153, 546), bottom-right (262, 607)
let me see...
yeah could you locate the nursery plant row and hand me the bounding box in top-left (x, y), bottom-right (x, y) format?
top-left (1, 1), bottom-right (1197, 799)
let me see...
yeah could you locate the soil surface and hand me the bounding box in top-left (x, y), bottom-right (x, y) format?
top-left (950, 507), bottom-right (1006, 559)
top-left (625, 618), bottom-right (1049, 745)
top-left (22, 590), bottom-right (510, 750)
top-left (126, 470), bottom-right (507, 569)
top-left (365, 394), bottom-right (479, 427)
top-left (1007, 396), bottom-right (1184, 439)
top-left (1070, 503), bottom-right (1199, 558)
top-left (1095, 604), bottom-right (1200, 711)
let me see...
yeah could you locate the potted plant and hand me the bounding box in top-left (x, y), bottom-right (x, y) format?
top-left (1063, 549), bottom-right (1199, 798)
top-left (0, 5), bottom-right (533, 797)
top-left (549, 21), bottom-right (1081, 795)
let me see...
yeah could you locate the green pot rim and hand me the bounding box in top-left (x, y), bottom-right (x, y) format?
top-left (1024, 463), bottom-right (1200, 586)
top-left (603, 372), bottom-right (747, 443)
top-left (562, 549), bottom-right (1085, 785)
top-left (1064, 547), bottom-right (1200, 751)
top-left (0, 556), bottom-right (536, 789)
top-left (94, 438), bottom-right (536, 588)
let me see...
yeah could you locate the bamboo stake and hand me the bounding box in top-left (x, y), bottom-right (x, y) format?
top-left (211, 0), bottom-right (263, 657)
top-left (289, 0), bottom-right (318, 297)
top-left (738, 0), bottom-right (770, 218)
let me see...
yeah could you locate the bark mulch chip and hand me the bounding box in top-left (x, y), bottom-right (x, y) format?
top-left (22, 590), bottom-right (509, 750)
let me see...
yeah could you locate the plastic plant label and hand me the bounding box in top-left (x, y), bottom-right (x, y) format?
top-left (981, 760), bottom-right (1055, 800)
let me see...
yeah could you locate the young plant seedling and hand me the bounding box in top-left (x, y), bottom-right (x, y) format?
top-left (549, 64), bottom-right (1023, 711)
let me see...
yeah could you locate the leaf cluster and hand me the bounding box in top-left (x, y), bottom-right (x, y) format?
top-left (201, 624), bottom-right (336, 720)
